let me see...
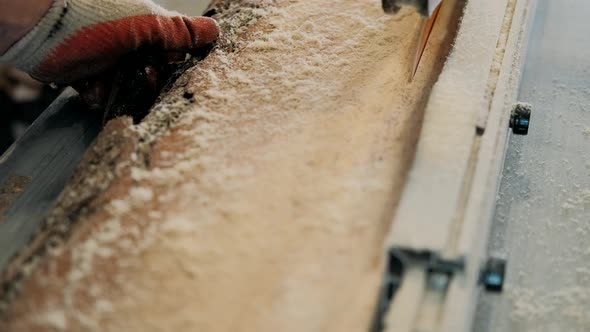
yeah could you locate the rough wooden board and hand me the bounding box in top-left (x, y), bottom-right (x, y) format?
top-left (0, 0), bottom-right (455, 331)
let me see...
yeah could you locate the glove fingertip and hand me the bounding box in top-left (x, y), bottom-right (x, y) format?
top-left (183, 17), bottom-right (220, 48)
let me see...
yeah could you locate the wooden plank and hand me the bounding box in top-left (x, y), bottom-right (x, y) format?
top-left (0, 1), bottom-right (452, 331)
top-left (387, 0), bottom-right (513, 252)
top-left (442, 0), bottom-right (536, 330)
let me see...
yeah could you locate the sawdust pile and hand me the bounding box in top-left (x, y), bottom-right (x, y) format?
top-left (1, 0), bottom-right (447, 331)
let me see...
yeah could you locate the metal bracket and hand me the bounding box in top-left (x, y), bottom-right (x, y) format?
top-left (510, 102), bottom-right (532, 135)
top-left (382, 0), bottom-right (430, 16)
top-left (371, 250), bottom-right (508, 332)
top-left (371, 248), bottom-right (465, 332)
top-left (392, 248), bottom-right (465, 276)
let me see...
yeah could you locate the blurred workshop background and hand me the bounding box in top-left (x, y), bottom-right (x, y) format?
top-left (0, 0), bottom-right (210, 155)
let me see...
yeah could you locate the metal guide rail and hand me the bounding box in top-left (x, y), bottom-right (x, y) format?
top-left (370, 0), bottom-right (538, 331)
top-left (0, 89), bottom-right (100, 272)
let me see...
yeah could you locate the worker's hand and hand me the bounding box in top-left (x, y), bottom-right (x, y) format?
top-left (0, 0), bottom-right (219, 101)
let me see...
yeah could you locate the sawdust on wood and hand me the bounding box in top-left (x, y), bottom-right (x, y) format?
top-left (0, 0), bottom-right (453, 331)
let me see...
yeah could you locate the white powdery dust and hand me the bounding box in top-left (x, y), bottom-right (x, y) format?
top-left (35, 309), bottom-right (68, 331)
top-left (125, 0), bottom-right (401, 193)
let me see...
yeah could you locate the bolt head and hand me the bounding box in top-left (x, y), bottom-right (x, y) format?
top-left (510, 102), bottom-right (532, 135)
top-left (482, 258), bottom-right (506, 293)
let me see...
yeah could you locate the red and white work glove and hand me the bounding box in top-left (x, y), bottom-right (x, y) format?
top-left (0, 0), bottom-right (219, 92)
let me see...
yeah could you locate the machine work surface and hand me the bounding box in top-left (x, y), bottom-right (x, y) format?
top-left (475, 0), bottom-right (590, 331)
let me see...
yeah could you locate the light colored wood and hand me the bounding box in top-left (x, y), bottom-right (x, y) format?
top-left (383, 0), bottom-right (536, 331)
top-left (0, 0), bottom-right (453, 331)
top-left (444, 0), bottom-right (535, 331)
top-left (388, 0), bottom-right (516, 253)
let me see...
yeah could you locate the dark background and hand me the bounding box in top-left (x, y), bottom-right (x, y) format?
top-left (0, 79), bottom-right (58, 155)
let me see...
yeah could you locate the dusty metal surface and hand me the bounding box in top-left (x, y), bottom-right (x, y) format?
top-left (475, 0), bottom-right (590, 330)
top-left (0, 89), bottom-right (100, 271)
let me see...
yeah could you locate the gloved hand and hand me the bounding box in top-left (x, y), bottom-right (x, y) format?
top-left (0, 0), bottom-right (219, 87)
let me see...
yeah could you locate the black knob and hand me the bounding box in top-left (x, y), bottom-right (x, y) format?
top-left (510, 102), bottom-right (532, 135)
top-left (481, 257), bottom-right (506, 292)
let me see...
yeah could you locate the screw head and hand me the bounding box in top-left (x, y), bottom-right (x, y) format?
top-left (429, 272), bottom-right (450, 291)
